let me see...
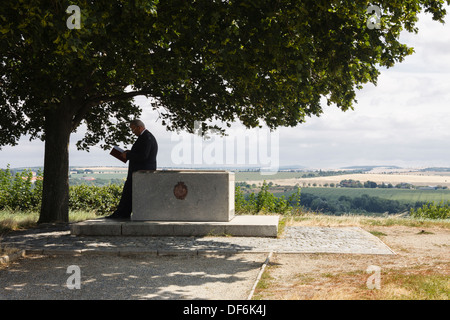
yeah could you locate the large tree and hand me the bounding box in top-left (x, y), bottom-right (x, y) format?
top-left (1, 0), bottom-right (448, 222)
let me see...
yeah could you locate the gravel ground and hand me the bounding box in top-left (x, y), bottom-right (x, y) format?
top-left (0, 252), bottom-right (267, 300)
top-left (0, 223), bottom-right (394, 300)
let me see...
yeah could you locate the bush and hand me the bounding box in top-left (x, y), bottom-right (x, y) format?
top-left (69, 184), bottom-right (123, 215)
top-left (235, 181), bottom-right (301, 215)
top-left (0, 165), bottom-right (122, 215)
top-left (0, 166), bottom-right (42, 211)
top-left (410, 202), bottom-right (450, 219)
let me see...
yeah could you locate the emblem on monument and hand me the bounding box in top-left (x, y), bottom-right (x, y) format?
top-left (173, 181), bottom-right (188, 200)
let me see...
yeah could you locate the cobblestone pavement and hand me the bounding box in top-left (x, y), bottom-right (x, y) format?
top-left (1, 225), bottom-right (395, 256)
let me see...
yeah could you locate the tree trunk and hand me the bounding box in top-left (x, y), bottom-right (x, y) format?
top-left (38, 105), bottom-right (73, 223)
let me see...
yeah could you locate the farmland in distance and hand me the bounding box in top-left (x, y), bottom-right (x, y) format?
top-left (293, 187), bottom-right (450, 203)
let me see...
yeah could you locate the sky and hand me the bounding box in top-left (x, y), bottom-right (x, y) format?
top-left (1, 8), bottom-right (450, 170)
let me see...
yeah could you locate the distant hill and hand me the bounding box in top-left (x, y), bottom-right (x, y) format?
top-left (421, 167), bottom-right (450, 172)
top-left (340, 165), bottom-right (402, 171)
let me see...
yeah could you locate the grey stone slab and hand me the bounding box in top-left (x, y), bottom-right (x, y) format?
top-left (69, 220), bottom-right (121, 236)
top-left (132, 170), bottom-right (235, 222)
top-left (225, 215), bottom-right (279, 237)
top-left (171, 224), bottom-right (227, 237)
top-left (70, 215), bottom-right (279, 237)
top-left (121, 221), bottom-right (175, 236)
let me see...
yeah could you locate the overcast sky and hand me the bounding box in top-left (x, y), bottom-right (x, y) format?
top-left (2, 8), bottom-right (450, 170)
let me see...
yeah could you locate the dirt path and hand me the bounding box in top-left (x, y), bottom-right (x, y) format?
top-left (254, 225), bottom-right (450, 299)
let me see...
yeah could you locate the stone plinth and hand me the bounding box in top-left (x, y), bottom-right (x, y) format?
top-left (132, 170), bottom-right (234, 222)
top-left (70, 169), bottom-right (279, 238)
top-left (70, 215), bottom-right (279, 237)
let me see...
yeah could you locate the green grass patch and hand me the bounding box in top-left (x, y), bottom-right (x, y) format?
top-left (300, 187), bottom-right (450, 203)
top-left (369, 230), bottom-right (387, 237)
top-left (379, 268), bottom-right (450, 300)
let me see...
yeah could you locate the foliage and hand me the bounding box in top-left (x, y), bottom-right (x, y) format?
top-left (234, 185), bottom-right (248, 213)
top-left (410, 202), bottom-right (450, 219)
top-left (0, 166), bottom-right (121, 215)
top-left (68, 184), bottom-right (122, 215)
top-left (300, 192), bottom-right (411, 214)
top-left (236, 181), bottom-right (301, 215)
top-left (2, 0), bottom-right (449, 222)
top-left (0, 165), bottom-right (43, 211)
top-left (2, 0), bottom-right (448, 141)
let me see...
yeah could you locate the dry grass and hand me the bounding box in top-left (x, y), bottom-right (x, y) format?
top-left (0, 211), bottom-right (39, 235)
top-left (272, 265), bottom-right (449, 300)
top-left (283, 213), bottom-right (450, 229)
top-left (253, 215), bottom-right (450, 300)
top-left (0, 210), bottom-right (98, 235)
top-left (254, 255), bottom-right (449, 300)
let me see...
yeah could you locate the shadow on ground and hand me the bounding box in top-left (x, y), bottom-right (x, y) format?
top-left (0, 253), bottom-right (266, 300)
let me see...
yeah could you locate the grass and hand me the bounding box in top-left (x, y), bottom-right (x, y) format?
top-left (380, 268), bottom-right (449, 300)
top-left (369, 230), bottom-right (387, 237)
top-left (0, 209), bottom-right (99, 235)
top-left (310, 266), bottom-right (450, 300)
top-left (282, 212), bottom-right (450, 229)
top-left (0, 210), bottom-right (39, 235)
top-left (252, 213), bottom-right (449, 300)
top-left (253, 261), bottom-right (449, 300)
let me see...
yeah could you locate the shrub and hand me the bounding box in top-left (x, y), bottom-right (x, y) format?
top-left (410, 201), bottom-right (450, 219)
top-left (235, 181), bottom-right (301, 215)
top-left (69, 184), bottom-right (122, 215)
top-left (0, 165), bottom-right (122, 215)
top-left (0, 166), bottom-right (42, 211)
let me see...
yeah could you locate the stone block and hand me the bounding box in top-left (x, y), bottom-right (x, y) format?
top-left (69, 220), bottom-right (121, 236)
top-left (225, 215), bottom-right (279, 237)
top-left (70, 215), bottom-right (279, 237)
top-left (121, 221), bottom-right (174, 236)
top-left (132, 170), bottom-right (235, 222)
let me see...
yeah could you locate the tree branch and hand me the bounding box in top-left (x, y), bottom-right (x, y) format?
top-left (71, 89), bottom-right (153, 131)
top-left (87, 89), bottom-right (153, 105)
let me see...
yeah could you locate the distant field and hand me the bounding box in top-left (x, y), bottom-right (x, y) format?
top-left (238, 171), bottom-right (450, 187)
top-left (235, 171), bottom-right (308, 181)
top-left (297, 187), bottom-right (450, 203)
top-left (69, 173), bottom-right (127, 180)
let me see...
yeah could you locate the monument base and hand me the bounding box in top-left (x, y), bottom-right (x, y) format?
top-left (70, 215), bottom-right (279, 238)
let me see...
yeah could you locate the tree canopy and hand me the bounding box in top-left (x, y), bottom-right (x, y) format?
top-left (1, 0), bottom-right (449, 222)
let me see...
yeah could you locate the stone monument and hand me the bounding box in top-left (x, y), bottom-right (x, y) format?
top-left (70, 170), bottom-right (278, 237)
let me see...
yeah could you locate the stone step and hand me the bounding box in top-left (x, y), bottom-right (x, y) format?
top-left (70, 215), bottom-right (279, 237)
